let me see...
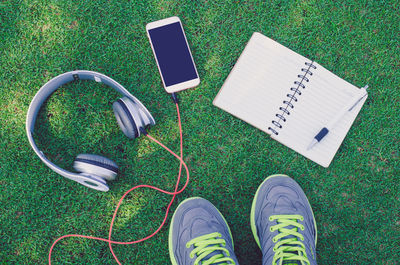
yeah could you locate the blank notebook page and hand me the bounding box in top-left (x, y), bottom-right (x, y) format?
top-left (213, 32), bottom-right (312, 133)
top-left (272, 62), bottom-right (367, 167)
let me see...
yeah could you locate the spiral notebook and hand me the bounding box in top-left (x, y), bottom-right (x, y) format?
top-left (213, 32), bottom-right (367, 167)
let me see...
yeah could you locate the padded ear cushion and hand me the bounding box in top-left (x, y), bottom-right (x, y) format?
top-left (73, 154), bottom-right (118, 181)
top-left (113, 98), bottom-right (140, 139)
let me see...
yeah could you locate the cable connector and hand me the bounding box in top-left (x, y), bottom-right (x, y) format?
top-left (170, 93), bottom-right (179, 104)
top-left (139, 127), bottom-right (148, 136)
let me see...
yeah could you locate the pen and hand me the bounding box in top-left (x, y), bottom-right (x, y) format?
top-left (307, 85), bottom-right (368, 150)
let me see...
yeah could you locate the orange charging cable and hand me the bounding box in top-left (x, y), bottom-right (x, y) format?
top-left (48, 103), bottom-right (189, 264)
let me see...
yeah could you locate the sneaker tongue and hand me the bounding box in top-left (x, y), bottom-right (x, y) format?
top-left (280, 249), bottom-right (302, 265)
top-left (282, 261), bottom-right (301, 265)
top-left (272, 195), bottom-right (304, 265)
top-left (200, 244), bottom-right (225, 265)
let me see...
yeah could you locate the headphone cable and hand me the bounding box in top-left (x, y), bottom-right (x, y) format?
top-left (48, 102), bottom-right (188, 265)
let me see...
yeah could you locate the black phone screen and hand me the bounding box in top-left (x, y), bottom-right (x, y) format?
top-left (148, 22), bottom-right (198, 87)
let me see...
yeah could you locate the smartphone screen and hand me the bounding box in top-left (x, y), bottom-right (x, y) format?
top-left (148, 22), bottom-right (198, 87)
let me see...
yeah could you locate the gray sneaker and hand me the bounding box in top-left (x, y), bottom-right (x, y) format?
top-left (169, 197), bottom-right (238, 265)
top-left (250, 175), bottom-right (317, 265)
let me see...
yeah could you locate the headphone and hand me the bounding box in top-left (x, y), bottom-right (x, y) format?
top-left (26, 70), bottom-right (155, 192)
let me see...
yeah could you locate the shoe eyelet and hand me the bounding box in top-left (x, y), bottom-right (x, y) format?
top-left (186, 243), bottom-right (190, 248)
top-left (300, 216), bottom-right (304, 221)
top-left (301, 225), bottom-right (305, 231)
top-left (190, 253), bottom-right (194, 258)
top-left (301, 236), bottom-right (304, 241)
top-left (272, 237), bottom-right (277, 243)
top-left (269, 216), bottom-right (273, 221)
top-left (273, 247), bottom-right (277, 252)
top-left (270, 227), bottom-right (274, 232)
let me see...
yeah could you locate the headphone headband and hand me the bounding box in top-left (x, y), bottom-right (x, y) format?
top-left (26, 70), bottom-right (155, 191)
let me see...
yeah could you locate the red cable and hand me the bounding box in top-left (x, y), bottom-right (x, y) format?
top-left (48, 103), bottom-right (188, 264)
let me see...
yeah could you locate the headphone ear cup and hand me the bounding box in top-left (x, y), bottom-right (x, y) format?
top-left (113, 97), bottom-right (141, 139)
top-left (73, 154), bottom-right (118, 181)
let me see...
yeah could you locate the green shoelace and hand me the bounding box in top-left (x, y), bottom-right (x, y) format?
top-left (269, 214), bottom-right (310, 265)
top-left (186, 232), bottom-right (236, 265)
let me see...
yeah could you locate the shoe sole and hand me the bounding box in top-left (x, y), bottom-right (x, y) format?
top-left (169, 197), bottom-right (235, 265)
top-left (250, 174), bottom-right (318, 248)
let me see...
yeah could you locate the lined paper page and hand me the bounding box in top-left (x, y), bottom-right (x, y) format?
top-left (213, 32), bottom-right (367, 167)
top-left (272, 62), bottom-right (367, 167)
top-left (213, 32), bottom-right (312, 134)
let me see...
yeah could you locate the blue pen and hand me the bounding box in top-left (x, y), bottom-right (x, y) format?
top-left (307, 85), bottom-right (368, 150)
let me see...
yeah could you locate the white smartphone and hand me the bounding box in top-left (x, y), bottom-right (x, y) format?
top-left (146, 16), bottom-right (200, 93)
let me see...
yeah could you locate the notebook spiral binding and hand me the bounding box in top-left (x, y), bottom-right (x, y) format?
top-left (268, 61), bottom-right (317, 135)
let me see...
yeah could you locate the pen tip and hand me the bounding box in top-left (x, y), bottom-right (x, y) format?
top-left (307, 139), bottom-right (317, 150)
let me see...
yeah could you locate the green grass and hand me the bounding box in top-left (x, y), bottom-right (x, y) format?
top-left (1, 0), bottom-right (399, 264)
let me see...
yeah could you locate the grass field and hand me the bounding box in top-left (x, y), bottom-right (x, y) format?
top-left (1, 0), bottom-right (399, 264)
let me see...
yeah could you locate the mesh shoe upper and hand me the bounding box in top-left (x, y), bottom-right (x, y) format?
top-left (169, 197), bottom-right (238, 265)
top-left (250, 175), bottom-right (317, 265)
